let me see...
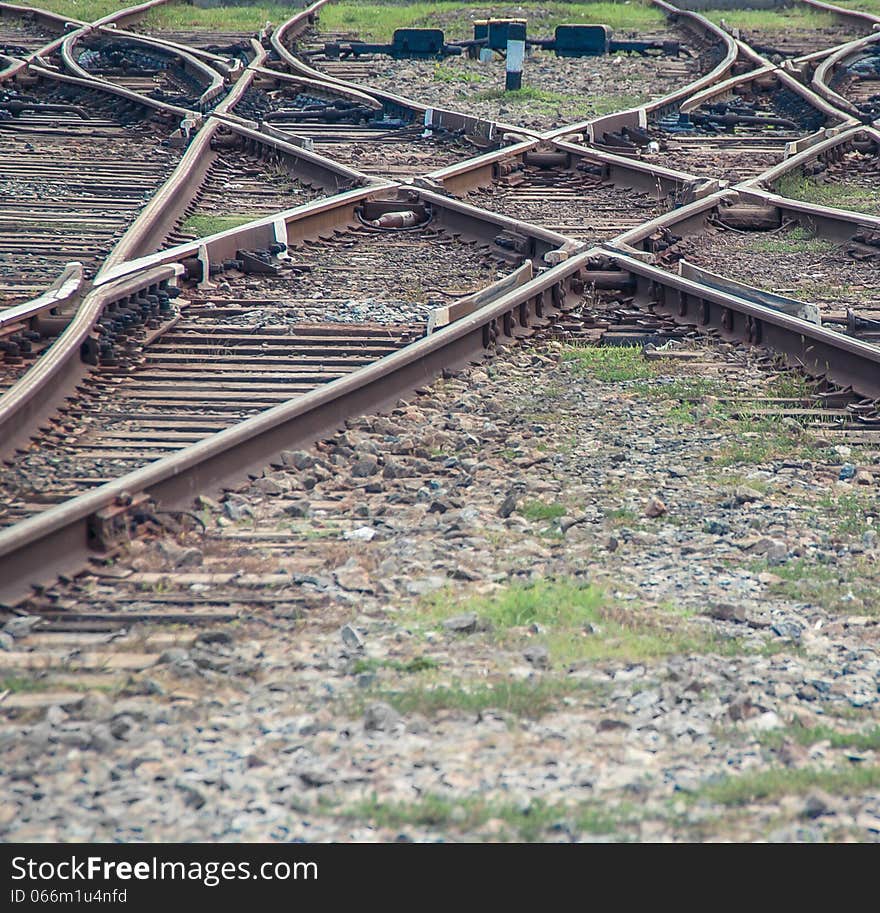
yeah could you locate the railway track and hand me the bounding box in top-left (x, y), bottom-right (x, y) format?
top-left (0, 3), bottom-right (68, 56)
top-left (1, 0), bottom-right (880, 634)
top-left (0, 75), bottom-right (178, 305)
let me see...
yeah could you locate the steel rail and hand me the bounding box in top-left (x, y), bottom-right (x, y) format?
top-left (0, 34), bottom-right (265, 456)
top-left (0, 263), bottom-right (182, 459)
top-left (0, 0), bottom-right (172, 74)
top-left (0, 252), bottom-right (586, 606)
top-left (0, 264), bottom-right (82, 336)
top-left (738, 121), bottom-right (880, 189)
top-left (813, 30), bottom-right (880, 120)
top-left (543, 1), bottom-right (739, 143)
top-left (97, 37), bottom-right (268, 274)
top-left (603, 248), bottom-right (880, 400)
top-left (425, 134), bottom-right (716, 202)
top-left (59, 21), bottom-right (227, 112)
top-left (266, 0), bottom-right (543, 143)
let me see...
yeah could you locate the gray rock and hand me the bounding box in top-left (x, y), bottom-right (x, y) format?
top-left (364, 702), bottom-right (400, 733)
top-left (282, 500), bottom-right (311, 518)
top-left (497, 491), bottom-right (518, 518)
top-left (442, 613), bottom-right (478, 634)
top-left (46, 705), bottom-right (67, 726)
top-left (351, 457), bottom-right (380, 478)
top-left (158, 648), bottom-right (190, 666)
top-left (197, 630), bottom-right (233, 646)
top-left (194, 494), bottom-right (220, 511)
top-left (803, 794), bottom-right (831, 819)
top-left (255, 476), bottom-right (285, 495)
top-left (0, 631), bottom-right (14, 651)
top-left (157, 541), bottom-right (203, 569)
top-left (735, 485), bottom-right (763, 504)
top-left (340, 624), bottom-right (365, 650)
top-left (3, 615), bottom-right (41, 639)
top-left (334, 560), bottom-right (372, 593)
top-left (110, 715), bottom-right (134, 740)
top-left (281, 449), bottom-right (314, 471)
top-left (523, 644), bottom-right (550, 669)
top-left (704, 518), bottom-right (729, 535)
top-left (771, 621), bottom-right (803, 641)
top-left (176, 782), bottom-right (207, 809)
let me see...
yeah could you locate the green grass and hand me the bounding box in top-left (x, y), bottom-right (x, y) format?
top-left (817, 490), bottom-right (878, 538)
top-left (336, 793), bottom-right (625, 840)
top-left (357, 677), bottom-right (585, 719)
top-left (760, 724), bottom-right (880, 753)
top-left (745, 225), bottom-right (834, 256)
top-left (417, 578), bottom-right (742, 666)
top-left (562, 344), bottom-right (659, 382)
top-left (714, 415), bottom-right (825, 466)
top-left (351, 655), bottom-right (439, 675)
top-left (697, 765), bottom-right (880, 806)
top-left (750, 555), bottom-right (880, 616)
top-left (433, 62), bottom-right (486, 84)
top-left (519, 500), bottom-right (567, 522)
top-left (318, 2), bottom-right (665, 42)
top-left (835, 0), bottom-right (880, 13)
top-left (473, 85), bottom-right (647, 119)
top-left (142, 1), bottom-right (300, 31)
top-left (180, 213), bottom-right (263, 237)
top-left (0, 676), bottom-right (50, 694)
top-left (604, 506), bottom-right (640, 525)
top-left (701, 7), bottom-right (835, 32)
top-left (12, 0), bottom-right (124, 20)
top-left (776, 171), bottom-right (880, 217)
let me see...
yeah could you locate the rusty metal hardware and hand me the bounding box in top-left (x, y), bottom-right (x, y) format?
top-left (87, 492), bottom-right (152, 551)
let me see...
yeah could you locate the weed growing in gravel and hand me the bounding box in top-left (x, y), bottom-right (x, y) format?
top-left (181, 214), bottom-right (263, 238)
top-left (0, 676), bottom-right (49, 694)
top-left (432, 63), bottom-right (486, 84)
top-left (562, 345), bottom-right (659, 382)
top-left (418, 579), bottom-right (739, 665)
top-left (776, 171), bottom-right (880, 217)
top-left (696, 765), bottom-right (880, 806)
top-left (473, 86), bottom-right (646, 119)
top-left (744, 226), bottom-right (834, 256)
top-left (519, 500), bottom-right (567, 522)
top-left (714, 416), bottom-right (825, 466)
top-left (749, 556), bottom-right (880, 616)
top-left (351, 656), bottom-right (439, 675)
top-left (759, 724), bottom-right (880, 753)
top-left (817, 490), bottom-right (878, 538)
top-left (356, 678), bottom-right (585, 719)
top-left (336, 794), bottom-right (626, 840)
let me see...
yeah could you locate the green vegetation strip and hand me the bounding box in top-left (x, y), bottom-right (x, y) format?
top-left (142, 2), bottom-right (303, 31)
top-left (180, 213), bottom-right (262, 237)
top-left (698, 765), bottom-right (880, 806)
top-left (701, 7), bottom-right (835, 31)
top-left (317, 2), bottom-right (665, 42)
top-left (12, 0), bottom-right (123, 20)
top-left (416, 578), bottom-right (740, 668)
top-left (776, 171), bottom-right (880, 217)
top-left (335, 794), bottom-right (625, 839)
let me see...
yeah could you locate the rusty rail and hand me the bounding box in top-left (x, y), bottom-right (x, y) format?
top-left (0, 253), bottom-right (584, 606)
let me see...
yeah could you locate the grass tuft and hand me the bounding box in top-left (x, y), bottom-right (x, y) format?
top-left (180, 213), bottom-right (263, 237)
top-left (776, 171), bottom-right (880, 217)
top-left (337, 793), bottom-right (625, 840)
top-left (698, 765), bottom-right (880, 806)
